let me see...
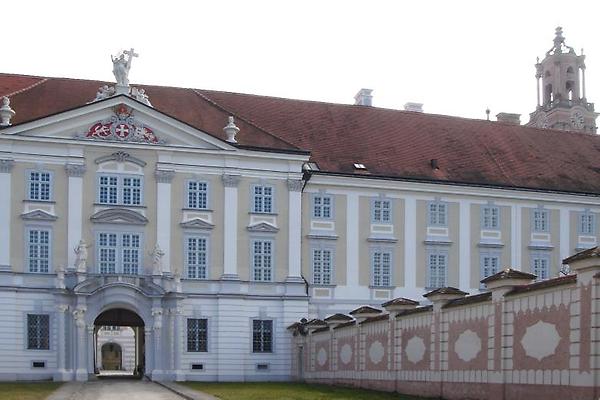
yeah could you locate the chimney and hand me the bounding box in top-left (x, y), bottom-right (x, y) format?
top-left (354, 89), bottom-right (373, 106)
top-left (496, 112), bottom-right (521, 125)
top-left (404, 102), bottom-right (423, 112)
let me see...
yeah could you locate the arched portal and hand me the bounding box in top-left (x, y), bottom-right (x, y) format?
top-left (93, 308), bottom-right (145, 378)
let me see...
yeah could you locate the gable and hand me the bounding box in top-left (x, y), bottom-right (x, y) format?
top-left (0, 95), bottom-right (237, 151)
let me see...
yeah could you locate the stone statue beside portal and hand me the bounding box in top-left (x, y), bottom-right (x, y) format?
top-left (151, 244), bottom-right (165, 275)
top-left (111, 48), bottom-right (138, 87)
top-left (55, 265), bottom-right (65, 289)
top-left (74, 239), bottom-right (89, 273)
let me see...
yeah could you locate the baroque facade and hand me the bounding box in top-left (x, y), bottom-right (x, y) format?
top-left (0, 28), bottom-right (600, 382)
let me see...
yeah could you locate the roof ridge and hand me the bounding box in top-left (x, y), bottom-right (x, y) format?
top-left (5, 77), bottom-right (50, 98)
top-left (191, 89), bottom-right (303, 151)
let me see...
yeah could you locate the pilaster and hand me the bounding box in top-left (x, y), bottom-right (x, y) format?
top-left (151, 307), bottom-right (164, 379)
top-left (222, 174), bottom-right (240, 280)
top-left (286, 179), bottom-right (304, 286)
top-left (155, 169), bottom-right (175, 274)
top-left (73, 307), bottom-right (88, 381)
top-left (54, 304), bottom-right (71, 381)
top-left (172, 307), bottom-right (185, 381)
top-left (346, 193), bottom-right (359, 287)
top-left (403, 196), bottom-right (417, 290)
top-left (65, 163), bottom-right (86, 271)
top-left (0, 159), bottom-right (14, 270)
top-left (458, 200), bottom-right (471, 292)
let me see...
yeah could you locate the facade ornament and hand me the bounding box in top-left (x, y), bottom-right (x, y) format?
top-left (223, 116), bottom-right (240, 143)
top-left (93, 85), bottom-right (115, 102)
top-left (84, 105), bottom-right (162, 144)
top-left (222, 174), bottom-right (241, 188)
top-left (64, 163), bottom-right (86, 177)
top-left (74, 239), bottom-right (90, 273)
top-left (111, 48), bottom-right (138, 88)
top-left (95, 151), bottom-right (147, 167)
top-left (55, 265), bottom-right (66, 289)
top-left (152, 307), bottom-right (163, 330)
top-left (173, 269), bottom-right (182, 293)
top-left (287, 179), bottom-right (304, 192)
top-left (0, 159), bottom-right (15, 173)
top-left (56, 304), bottom-right (69, 313)
top-left (154, 169), bottom-right (175, 183)
top-left (0, 96), bottom-right (15, 127)
top-left (72, 308), bottom-right (86, 328)
top-left (151, 244), bottom-right (165, 275)
top-left (130, 87), bottom-right (152, 107)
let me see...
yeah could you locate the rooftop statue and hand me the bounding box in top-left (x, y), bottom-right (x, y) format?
top-left (111, 48), bottom-right (138, 87)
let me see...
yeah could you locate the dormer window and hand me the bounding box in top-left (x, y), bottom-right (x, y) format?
top-left (353, 163), bottom-right (367, 170)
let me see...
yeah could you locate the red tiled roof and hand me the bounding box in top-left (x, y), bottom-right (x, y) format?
top-left (3, 73), bottom-right (600, 194)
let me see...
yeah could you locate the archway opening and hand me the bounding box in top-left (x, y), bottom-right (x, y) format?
top-left (94, 308), bottom-right (145, 379)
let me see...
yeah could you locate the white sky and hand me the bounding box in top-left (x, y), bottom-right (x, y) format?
top-left (3, 0), bottom-right (600, 120)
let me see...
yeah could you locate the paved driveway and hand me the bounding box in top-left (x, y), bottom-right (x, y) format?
top-left (48, 380), bottom-right (187, 400)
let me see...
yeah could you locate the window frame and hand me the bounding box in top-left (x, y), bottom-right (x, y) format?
top-left (250, 184), bottom-right (275, 214)
top-left (370, 247), bottom-right (393, 287)
top-left (532, 207), bottom-right (550, 233)
top-left (27, 170), bottom-right (53, 202)
top-left (97, 173), bottom-right (144, 206)
top-left (25, 227), bottom-right (52, 274)
top-left (95, 231), bottom-right (144, 275)
top-left (186, 318), bottom-right (208, 353)
top-left (578, 210), bottom-right (596, 235)
top-left (371, 198), bottom-right (392, 224)
top-left (185, 235), bottom-right (209, 279)
top-left (481, 205), bottom-right (500, 230)
top-left (480, 251), bottom-right (501, 287)
top-left (531, 253), bottom-right (551, 281)
top-left (311, 245), bottom-right (335, 285)
top-left (427, 248), bottom-right (448, 289)
top-left (185, 179), bottom-right (210, 210)
top-left (252, 319), bottom-right (273, 353)
top-left (251, 238), bottom-right (275, 282)
top-left (427, 200), bottom-right (448, 227)
top-left (26, 313), bottom-right (50, 351)
top-left (311, 193), bottom-right (334, 220)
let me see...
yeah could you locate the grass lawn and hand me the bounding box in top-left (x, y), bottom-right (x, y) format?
top-left (183, 382), bottom-right (434, 400)
top-left (0, 382), bottom-right (62, 400)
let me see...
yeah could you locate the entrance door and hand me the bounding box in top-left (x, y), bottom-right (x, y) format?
top-left (93, 308), bottom-right (145, 378)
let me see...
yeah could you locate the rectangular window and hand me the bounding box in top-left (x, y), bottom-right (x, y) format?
top-left (482, 206), bottom-right (500, 229)
top-left (532, 256), bottom-right (550, 281)
top-left (579, 212), bottom-right (595, 235)
top-left (27, 314), bottom-right (49, 350)
top-left (428, 202), bottom-right (447, 226)
top-left (187, 318), bottom-right (208, 352)
top-left (27, 229), bottom-right (50, 273)
top-left (187, 181), bottom-right (208, 209)
top-left (533, 209), bottom-right (549, 232)
top-left (481, 254), bottom-right (500, 282)
top-left (312, 248), bottom-right (333, 285)
top-left (252, 240), bottom-right (273, 281)
top-left (28, 171), bottom-right (52, 201)
top-left (98, 175), bottom-right (143, 205)
top-left (186, 237), bottom-right (208, 279)
top-left (252, 185), bottom-right (273, 213)
top-left (372, 199), bottom-right (392, 223)
top-left (252, 320), bottom-right (273, 353)
top-left (313, 195), bottom-right (332, 219)
top-left (428, 251), bottom-right (447, 288)
top-left (97, 232), bottom-right (141, 274)
top-left (121, 233), bottom-right (141, 275)
top-left (372, 250), bottom-right (392, 287)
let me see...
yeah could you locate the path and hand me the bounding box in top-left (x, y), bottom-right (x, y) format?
top-left (47, 379), bottom-right (196, 400)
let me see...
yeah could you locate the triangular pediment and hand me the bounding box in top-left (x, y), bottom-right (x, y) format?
top-left (90, 208), bottom-right (148, 225)
top-left (1, 95), bottom-right (236, 151)
top-left (246, 222), bottom-right (279, 233)
top-left (21, 209), bottom-right (58, 221)
top-left (180, 218), bottom-right (215, 230)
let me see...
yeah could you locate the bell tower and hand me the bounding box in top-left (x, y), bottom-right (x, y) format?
top-left (527, 27), bottom-right (597, 133)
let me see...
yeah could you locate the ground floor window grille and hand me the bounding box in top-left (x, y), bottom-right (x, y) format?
top-left (187, 318), bottom-right (208, 352)
top-left (252, 319), bottom-right (273, 353)
top-left (27, 314), bottom-right (49, 350)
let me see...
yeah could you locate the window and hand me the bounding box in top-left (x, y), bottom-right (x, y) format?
top-left (252, 240), bottom-right (273, 281)
top-left (532, 208), bottom-right (549, 232)
top-left (313, 195), bottom-right (332, 219)
top-left (186, 237), bottom-right (208, 279)
top-left (532, 255), bottom-right (550, 281)
top-left (579, 211), bottom-right (596, 235)
top-left (27, 229), bottom-right (50, 273)
top-left (187, 181), bottom-right (208, 209)
top-left (372, 250), bottom-right (392, 287)
top-left (252, 320), bottom-right (273, 353)
top-left (428, 202), bottom-right (447, 226)
top-left (428, 251), bottom-right (447, 288)
top-left (482, 206), bottom-right (500, 230)
top-left (480, 253), bottom-right (500, 284)
top-left (312, 248), bottom-right (333, 285)
top-left (372, 199), bottom-right (392, 223)
top-left (28, 171), bottom-right (52, 201)
top-left (98, 174), bottom-right (142, 205)
top-left (27, 314), bottom-right (49, 350)
top-left (252, 185), bottom-right (273, 213)
top-left (187, 318), bottom-right (208, 352)
top-left (97, 232), bottom-right (141, 274)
